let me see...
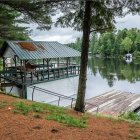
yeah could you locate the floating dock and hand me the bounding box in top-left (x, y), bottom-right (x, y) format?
top-left (85, 90), bottom-right (140, 116)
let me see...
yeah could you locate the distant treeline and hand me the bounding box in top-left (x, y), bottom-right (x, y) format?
top-left (68, 28), bottom-right (140, 57)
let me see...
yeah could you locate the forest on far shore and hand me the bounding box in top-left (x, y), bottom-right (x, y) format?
top-left (68, 28), bottom-right (140, 58)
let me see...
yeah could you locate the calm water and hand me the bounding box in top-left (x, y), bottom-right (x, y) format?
top-left (26, 57), bottom-right (140, 105)
top-left (6, 57), bottom-right (140, 106)
top-left (86, 57), bottom-right (140, 99)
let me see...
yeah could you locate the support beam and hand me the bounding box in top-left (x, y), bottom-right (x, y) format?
top-left (22, 60), bottom-right (27, 98)
top-left (14, 55), bottom-right (17, 79)
top-left (66, 57), bottom-right (69, 76)
top-left (2, 57), bottom-right (5, 71)
top-left (22, 84), bottom-right (27, 99)
top-left (31, 72), bottom-right (33, 83)
top-left (42, 59), bottom-right (45, 81)
top-left (47, 59), bottom-right (50, 80)
top-left (57, 58), bottom-right (60, 78)
top-left (2, 57), bottom-right (6, 83)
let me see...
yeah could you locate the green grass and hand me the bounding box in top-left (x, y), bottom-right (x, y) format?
top-left (119, 112), bottom-right (140, 122)
top-left (46, 104), bottom-right (65, 114)
top-left (31, 103), bottom-right (45, 113)
top-left (13, 102), bottom-right (31, 115)
top-left (46, 114), bottom-right (86, 128)
top-left (12, 101), bottom-right (87, 128)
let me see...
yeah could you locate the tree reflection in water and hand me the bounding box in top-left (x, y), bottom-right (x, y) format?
top-left (88, 57), bottom-right (140, 87)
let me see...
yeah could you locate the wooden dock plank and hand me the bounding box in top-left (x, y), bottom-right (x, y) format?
top-left (86, 90), bottom-right (140, 116)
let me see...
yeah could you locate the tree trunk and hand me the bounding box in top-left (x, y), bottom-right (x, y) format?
top-left (74, 1), bottom-right (92, 112)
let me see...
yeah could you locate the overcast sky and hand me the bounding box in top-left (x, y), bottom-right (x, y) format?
top-left (30, 14), bottom-right (140, 44)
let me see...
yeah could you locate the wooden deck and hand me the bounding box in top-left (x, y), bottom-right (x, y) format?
top-left (85, 90), bottom-right (140, 116)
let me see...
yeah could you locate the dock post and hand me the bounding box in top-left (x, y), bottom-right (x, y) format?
top-left (14, 56), bottom-right (17, 80)
top-left (66, 57), bottom-right (69, 77)
top-left (2, 57), bottom-right (6, 83)
top-left (22, 60), bottom-right (27, 99)
top-left (42, 59), bottom-right (45, 81)
top-left (47, 59), bottom-right (50, 80)
top-left (22, 84), bottom-right (27, 99)
top-left (57, 58), bottom-right (60, 78)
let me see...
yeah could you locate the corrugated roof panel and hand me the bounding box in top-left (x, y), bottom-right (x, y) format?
top-left (3, 41), bottom-right (81, 60)
top-left (48, 42), bottom-right (63, 58)
top-left (42, 42), bottom-right (59, 58)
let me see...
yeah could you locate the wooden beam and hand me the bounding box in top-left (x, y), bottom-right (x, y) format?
top-left (22, 84), bottom-right (27, 99)
top-left (57, 58), bottom-right (60, 78)
top-left (2, 57), bottom-right (5, 71)
top-left (22, 60), bottom-right (27, 99)
top-left (47, 59), bottom-right (50, 80)
top-left (31, 72), bottom-right (33, 83)
top-left (42, 59), bottom-right (45, 81)
top-left (14, 55), bottom-right (17, 79)
top-left (23, 60), bottom-right (26, 83)
top-left (0, 83), bottom-right (16, 87)
top-left (66, 57), bottom-right (69, 76)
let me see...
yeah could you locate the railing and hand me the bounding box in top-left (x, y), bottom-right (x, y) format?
top-left (29, 86), bottom-right (99, 112)
top-left (29, 86), bottom-right (76, 108)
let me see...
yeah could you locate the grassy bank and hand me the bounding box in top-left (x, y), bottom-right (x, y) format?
top-left (0, 93), bottom-right (140, 140)
top-left (0, 96), bottom-right (87, 128)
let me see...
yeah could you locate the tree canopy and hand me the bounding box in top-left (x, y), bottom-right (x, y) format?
top-left (0, 0), bottom-right (53, 45)
top-left (70, 28), bottom-right (140, 57)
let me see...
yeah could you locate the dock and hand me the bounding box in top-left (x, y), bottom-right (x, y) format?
top-left (85, 90), bottom-right (140, 116)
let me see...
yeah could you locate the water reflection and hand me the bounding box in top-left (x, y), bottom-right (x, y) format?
top-left (5, 57), bottom-right (140, 102)
top-left (88, 57), bottom-right (140, 87)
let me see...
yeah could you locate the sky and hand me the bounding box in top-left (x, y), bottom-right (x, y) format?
top-left (30, 14), bottom-right (140, 44)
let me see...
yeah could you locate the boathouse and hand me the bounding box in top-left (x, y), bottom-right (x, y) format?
top-left (0, 41), bottom-right (81, 98)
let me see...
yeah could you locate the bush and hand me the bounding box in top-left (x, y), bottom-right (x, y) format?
top-left (133, 51), bottom-right (140, 58)
top-left (120, 112), bottom-right (140, 121)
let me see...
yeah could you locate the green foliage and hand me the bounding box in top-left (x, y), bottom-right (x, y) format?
top-left (121, 37), bottom-right (132, 53)
top-left (12, 101), bottom-right (86, 128)
top-left (71, 28), bottom-right (140, 57)
top-left (133, 51), bottom-right (140, 57)
top-left (13, 102), bottom-right (31, 115)
top-left (0, 4), bottom-right (30, 44)
top-left (0, 0), bottom-right (54, 44)
top-left (46, 104), bottom-right (66, 115)
top-left (67, 38), bottom-right (82, 51)
top-left (46, 114), bottom-right (86, 128)
top-left (31, 103), bottom-right (45, 113)
top-left (120, 112), bottom-right (140, 121)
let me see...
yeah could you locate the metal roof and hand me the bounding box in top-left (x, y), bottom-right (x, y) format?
top-left (1, 41), bottom-right (81, 60)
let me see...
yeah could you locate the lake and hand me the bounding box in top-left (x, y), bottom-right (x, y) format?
top-left (24, 57), bottom-right (140, 106)
top-left (86, 57), bottom-right (140, 98)
top-left (6, 57), bottom-right (140, 106)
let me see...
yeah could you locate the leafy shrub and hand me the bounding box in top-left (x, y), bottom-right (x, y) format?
top-left (120, 112), bottom-right (140, 121)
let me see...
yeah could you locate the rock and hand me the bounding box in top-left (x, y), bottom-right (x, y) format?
top-left (51, 128), bottom-right (58, 133)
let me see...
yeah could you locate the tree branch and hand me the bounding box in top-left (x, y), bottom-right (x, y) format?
top-left (90, 27), bottom-right (112, 33)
